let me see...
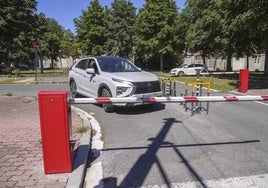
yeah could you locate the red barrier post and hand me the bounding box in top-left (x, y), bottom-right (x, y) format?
top-left (38, 90), bottom-right (73, 174)
top-left (238, 69), bottom-right (249, 93)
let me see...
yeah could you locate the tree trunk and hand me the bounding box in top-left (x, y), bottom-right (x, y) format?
top-left (51, 57), bottom-right (54, 70)
top-left (246, 55), bottom-right (249, 69)
top-left (160, 54), bottom-right (163, 71)
top-left (202, 55), bottom-right (206, 65)
top-left (227, 53), bottom-right (232, 71)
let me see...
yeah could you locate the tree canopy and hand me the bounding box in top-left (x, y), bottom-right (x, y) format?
top-left (104, 0), bottom-right (136, 59)
top-left (133, 0), bottom-right (182, 70)
top-left (0, 0), bottom-right (37, 63)
top-left (74, 0), bottom-right (107, 56)
top-left (0, 0), bottom-right (268, 74)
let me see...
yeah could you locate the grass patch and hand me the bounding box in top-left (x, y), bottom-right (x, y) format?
top-left (0, 69), bottom-right (68, 84)
top-left (14, 68), bottom-right (68, 77)
top-left (76, 125), bottom-right (90, 134)
top-left (0, 78), bottom-right (25, 84)
top-left (6, 92), bottom-right (13, 96)
top-left (154, 71), bottom-right (238, 92)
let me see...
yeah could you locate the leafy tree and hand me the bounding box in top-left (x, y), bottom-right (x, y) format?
top-left (0, 0), bottom-right (38, 64)
top-left (133, 0), bottom-right (180, 70)
top-left (60, 29), bottom-right (81, 61)
top-left (246, 0), bottom-right (268, 75)
top-left (74, 0), bottom-right (107, 56)
top-left (183, 0), bottom-right (267, 73)
top-left (184, 0), bottom-right (221, 64)
top-left (40, 18), bottom-right (64, 69)
top-left (104, 0), bottom-right (136, 59)
top-left (32, 13), bottom-right (49, 72)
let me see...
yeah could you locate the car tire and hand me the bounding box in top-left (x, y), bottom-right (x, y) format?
top-left (178, 71), bottom-right (183, 77)
top-left (70, 80), bottom-right (78, 98)
top-left (101, 88), bottom-right (115, 113)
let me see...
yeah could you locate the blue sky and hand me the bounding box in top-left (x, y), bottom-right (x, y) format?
top-left (37, 0), bottom-right (186, 33)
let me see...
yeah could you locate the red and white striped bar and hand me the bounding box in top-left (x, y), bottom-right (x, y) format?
top-left (69, 95), bottom-right (268, 104)
top-left (183, 71), bottom-right (240, 76)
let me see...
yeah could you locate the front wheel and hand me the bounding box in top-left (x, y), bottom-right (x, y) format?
top-left (70, 80), bottom-right (78, 98)
top-left (101, 88), bottom-right (115, 113)
top-left (177, 71), bottom-right (184, 77)
top-left (200, 69), bottom-right (208, 73)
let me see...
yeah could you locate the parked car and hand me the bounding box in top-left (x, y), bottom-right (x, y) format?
top-left (68, 56), bottom-right (163, 112)
top-left (169, 63), bottom-right (208, 76)
top-left (0, 64), bottom-right (13, 74)
top-left (15, 63), bottom-right (29, 70)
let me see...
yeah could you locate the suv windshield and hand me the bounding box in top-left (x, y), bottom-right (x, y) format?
top-left (96, 56), bottom-right (140, 73)
top-left (178, 64), bottom-right (187, 68)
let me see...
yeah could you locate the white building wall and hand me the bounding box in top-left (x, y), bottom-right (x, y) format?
top-left (183, 53), bottom-right (265, 71)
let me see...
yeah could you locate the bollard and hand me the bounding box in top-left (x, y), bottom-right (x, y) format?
top-left (238, 69), bottom-right (249, 93)
top-left (38, 90), bottom-right (73, 174)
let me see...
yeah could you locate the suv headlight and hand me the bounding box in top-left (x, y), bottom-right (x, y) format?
top-left (112, 78), bottom-right (133, 86)
top-left (112, 78), bottom-right (133, 96)
top-left (116, 87), bottom-right (129, 95)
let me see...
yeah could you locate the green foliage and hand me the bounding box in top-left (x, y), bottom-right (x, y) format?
top-left (1, 0), bottom-right (268, 75)
top-left (76, 125), bottom-right (89, 134)
top-left (0, 0), bottom-right (38, 63)
top-left (75, 0), bottom-right (107, 55)
top-left (60, 29), bottom-right (81, 61)
top-left (133, 0), bottom-right (183, 70)
top-left (104, 0), bottom-right (136, 58)
top-left (184, 0), bottom-right (268, 74)
top-left (6, 92), bottom-right (13, 96)
top-left (41, 18), bottom-right (64, 68)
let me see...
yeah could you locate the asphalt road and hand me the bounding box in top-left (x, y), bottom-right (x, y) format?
top-left (1, 83), bottom-right (268, 187)
top-left (74, 86), bottom-right (268, 187)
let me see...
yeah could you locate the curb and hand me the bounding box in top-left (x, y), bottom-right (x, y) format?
top-left (30, 81), bottom-right (68, 84)
top-left (66, 107), bottom-right (93, 188)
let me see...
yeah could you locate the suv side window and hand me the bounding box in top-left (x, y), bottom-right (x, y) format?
top-left (76, 59), bottom-right (89, 70)
top-left (88, 60), bottom-right (99, 74)
top-left (195, 64), bottom-right (203, 67)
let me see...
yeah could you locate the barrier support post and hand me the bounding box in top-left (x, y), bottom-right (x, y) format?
top-left (38, 90), bottom-right (73, 174)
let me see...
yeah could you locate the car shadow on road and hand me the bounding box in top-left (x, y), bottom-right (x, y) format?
top-left (94, 117), bottom-right (260, 188)
top-left (115, 102), bottom-right (166, 115)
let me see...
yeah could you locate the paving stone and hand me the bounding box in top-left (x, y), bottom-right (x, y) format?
top-left (0, 95), bottom-right (83, 187)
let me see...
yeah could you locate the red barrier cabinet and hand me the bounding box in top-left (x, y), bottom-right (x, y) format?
top-left (238, 69), bottom-right (249, 93)
top-left (38, 90), bottom-right (73, 174)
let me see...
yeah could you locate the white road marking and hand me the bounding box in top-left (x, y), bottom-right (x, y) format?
top-left (139, 173), bottom-right (268, 188)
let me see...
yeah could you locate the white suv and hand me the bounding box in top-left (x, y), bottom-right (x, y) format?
top-left (169, 63), bottom-right (208, 76)
top-left (68, 56), bottom-right (162, 112)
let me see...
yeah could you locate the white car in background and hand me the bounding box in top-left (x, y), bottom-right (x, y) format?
top-left (169, 63), bottom-right (208, 76)
top-left (68, 56), bottom-right (163, 112)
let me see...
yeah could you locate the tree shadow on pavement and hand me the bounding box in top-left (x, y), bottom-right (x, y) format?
top-left (95, 118), bottom-right (260, 188)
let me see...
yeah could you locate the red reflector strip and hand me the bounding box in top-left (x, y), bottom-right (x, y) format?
top-left (224, 96), bottom-right (238, 101)
top-left (184, 96), bottom-right (198, 102)
top-left (95, 98), bottom-right (112, 103)
top-left (142, 97), bottom-right (156, 103)
top-left (261, 96), bottom-right (268, 100)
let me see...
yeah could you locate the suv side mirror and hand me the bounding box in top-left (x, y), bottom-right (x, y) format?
top-left (86, 68), bottom-right (95, 74)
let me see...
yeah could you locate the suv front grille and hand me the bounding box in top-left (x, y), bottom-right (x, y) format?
top-left (132, 81), bottom-right (161, 94)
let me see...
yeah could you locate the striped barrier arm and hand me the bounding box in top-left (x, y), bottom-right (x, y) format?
top-left (69, 95), bottom-right (268, 104)
top-left (183, 71), bottom-right (240, 76)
